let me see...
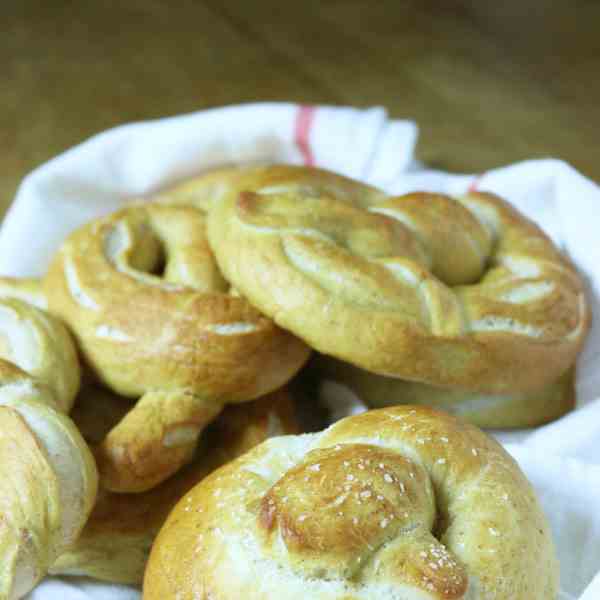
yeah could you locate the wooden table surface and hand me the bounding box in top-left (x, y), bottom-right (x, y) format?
top-left (3, 0), bottom-right (599, 215)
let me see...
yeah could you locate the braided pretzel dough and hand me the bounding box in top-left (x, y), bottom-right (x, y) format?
top-left (0, 298), bottom-right (97, 600)
top-left (314, 356), bottom-right (575, 428)
top-left (207, 166), bottom-right (589, 393)
top-left (144, 405), bottom-right (558, 599)
top-left (45, 203), bottom-right (310, 492)
top-left (51, 385), bottom-right (299, 584)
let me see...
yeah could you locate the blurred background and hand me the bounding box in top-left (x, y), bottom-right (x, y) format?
top-left (3, 0), bottom-right (599, 214)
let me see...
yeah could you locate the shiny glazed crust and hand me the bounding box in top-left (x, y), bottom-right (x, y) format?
top-left (206, 165), bottom-right (590, 394)
top-left (44, 202), bottom-right (310, 492)
top-left (144, 405), bottom-right (558, 600)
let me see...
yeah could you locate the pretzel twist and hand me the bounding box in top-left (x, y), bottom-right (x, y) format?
top-left (144, 406), bottom-right (558, 599)
top-left (50, 385), bottom-right (300, 584)
top-left (207, 166), bottom-right (590, 392)
top-left (0, 297), bottom-right (97, 600)
top-left (45, 202), bottom-right (310, 492)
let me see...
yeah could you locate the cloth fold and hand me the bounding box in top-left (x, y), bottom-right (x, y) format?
top-left (1, 102), bottom-right (596, 599)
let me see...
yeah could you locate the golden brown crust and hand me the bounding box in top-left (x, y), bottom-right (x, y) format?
top-left (312, 355), bottom-right (576, 428)
top-left (144, 406), bottom-right (558, 600)
top-left (44, 202), bottom-right (310, 491)
top-left (152, 165), bottom-right (259, 213)
top-left (0, 407), bottom-right (60, 599)
top-left (0, 298), bottom-right (97, 600)
top-left (206, 165), bottom-right (590, 394)
top-left (0, 296), bottom-right (81, 412)
top-left (0, 278), bottom-right (47, 310)
top-left (50, 385), bottom-right (300, 584)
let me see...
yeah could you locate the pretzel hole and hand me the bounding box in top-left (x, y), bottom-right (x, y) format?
top-left (106, 221), bottom-right (169, 279)
top-left (146, 245), bottom-right (167, 277)
top-left (432, 498), bottom-right (451, 542)
top-left (129, 229), bottom-right (167, 278)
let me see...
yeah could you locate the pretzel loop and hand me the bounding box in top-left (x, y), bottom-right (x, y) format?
top-left (45, 203), bottom-right (310, 492)
top-left (0, 297), bottom-right (97, 600)
top-left (207, 166), bottom-right (590, 392)
top-left (145, 406), bottom-right (558, 600)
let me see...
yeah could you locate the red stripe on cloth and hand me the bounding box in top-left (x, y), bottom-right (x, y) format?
top-left (468, 174), bottom-right (485, 192)
top-left (294, 105), bottom-right (316, 166)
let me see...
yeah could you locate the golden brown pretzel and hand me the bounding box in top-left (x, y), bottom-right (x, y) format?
top-left (313, 355), bottom-right (575, 428)
top-left (44, 202), bottom-right (310, 492)
top-left (154, 164), bottom-right (386, 212)
top-left (51, 385), bottom-right (300, 584)
top-left (207, 165), bottom-right (589, 393)
top-left (0, 277), bottom-right (47, 310)
top-left (0, 298), bottom-right (97, 599)
top-left (144, 405), bottom-right (558, 599)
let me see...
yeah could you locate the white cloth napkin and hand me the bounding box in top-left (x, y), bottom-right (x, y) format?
top-left (1, 102), bottom-right (598, 599)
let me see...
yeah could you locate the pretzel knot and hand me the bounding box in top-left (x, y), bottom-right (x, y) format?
top-left (0, 297), bottom-right (97, 600)
top-left (45, 203), bottom-right (310, 492)
top-left (50, 385), bottom-right (300, 584)
top-left (145, 406), bottom-right (558, 599)
top-left (208, 166), bottom-right (590, 392)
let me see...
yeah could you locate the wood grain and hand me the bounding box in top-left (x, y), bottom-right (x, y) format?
top-left (2, 0), bottom-right (599, 217)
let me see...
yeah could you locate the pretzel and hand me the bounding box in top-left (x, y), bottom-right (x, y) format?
top-left (145, 405), bottom-right (558, 599)
top-left (314, 355), bottom-right (575, 428)
top-left (154, 164), bottom-right (386, 212)
top-left (0, 277), bottom-right (47, 310)
top-left (207, 165), bottom-right (590, 393)
top-left (0, 298), bottom-right (97, 600)
top-left (51, 385), bottom-right (299, 584)
top-left (45, 202), bottom-right (310, 492)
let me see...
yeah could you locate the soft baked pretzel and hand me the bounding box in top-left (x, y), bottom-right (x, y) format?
top-left (0, 297), bottom-right (97, 600)
top-left (51, 385), bottom-right (300, 584)
top-left (207, 165), bottom-right (590, 393)
top-left (154, 164), bottom-right (386, 213)
top-left (144, 405), bottom-right (558, 599)
top-left (0, 277), bottom-right (47, 310)
top-left (314, 355), bottom-right (576, 428)
top-left (45, 202), bottom-right (310, 492)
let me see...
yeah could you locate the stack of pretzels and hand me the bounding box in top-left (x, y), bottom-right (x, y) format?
top-left (0, 165), bottom-right (589, 599)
